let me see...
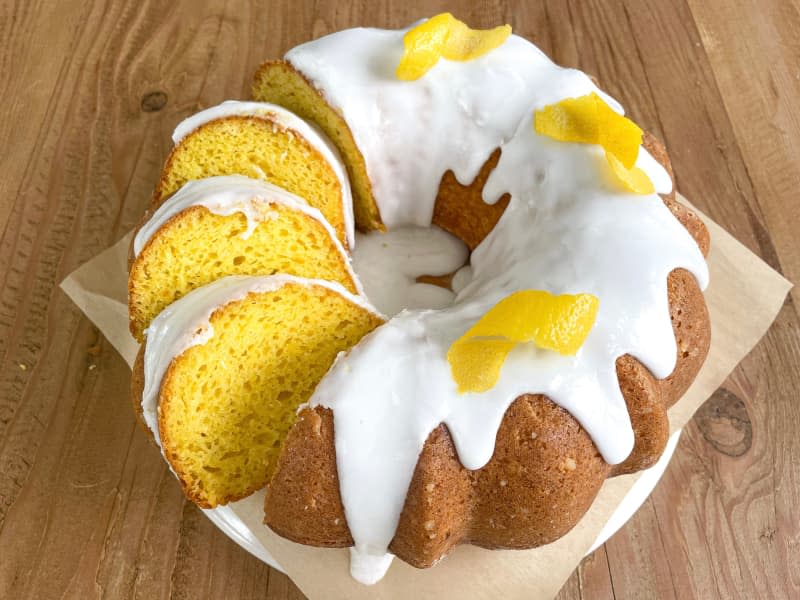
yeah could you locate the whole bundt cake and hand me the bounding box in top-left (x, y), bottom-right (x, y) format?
top-left (130, 14), bottom-right (711, 585)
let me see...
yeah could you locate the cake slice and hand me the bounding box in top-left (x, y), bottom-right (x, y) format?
top-left (128, 176), bottom-right (360, 341)
top-left (153, 100), bottom-right (354, 248)
top-left (252, 61), bottom-right (384, 233)
top-left (132, 275), bottom-right (384, 508)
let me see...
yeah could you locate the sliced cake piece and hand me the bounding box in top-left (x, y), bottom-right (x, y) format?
top-left (133, 275), bottom-right (384, 508)
top-left (128, 176), bottom-right (360, 341)
top-left (252, 61), bottom-right (384, 232)
top-left (154, 100), bottom-right (354, 248)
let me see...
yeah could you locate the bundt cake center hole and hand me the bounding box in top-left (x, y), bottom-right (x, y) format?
top-left (351, 225), bottom-right (469, 317)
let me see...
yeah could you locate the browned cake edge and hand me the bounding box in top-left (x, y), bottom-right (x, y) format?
top-left (432, 148), bottom-right (510, 251)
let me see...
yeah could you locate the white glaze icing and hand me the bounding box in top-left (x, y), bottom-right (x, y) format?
top-left (351, 226), bottom-right (467, 317)
top-left (140, 275), bottom-right (380, 447)
top-left (286, 25), bottom-right (707, 583)
top-left (171, 100), bottom-right (355, 247)
top-left (348, 548), bottom-right (395, 586)
top-left (286, 28), bottom-right (669, 230)
top-left (451, 265), bottom-right (473, 295)
top-left (132, 175), bottom-right (362, 295)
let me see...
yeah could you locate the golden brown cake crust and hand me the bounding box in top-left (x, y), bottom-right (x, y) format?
top-left (263, 131), bottom-right (712, 568)
top-left (263, 408), bottom-right (353, 547)
top-left (432, 148), bottom-right (510, 251)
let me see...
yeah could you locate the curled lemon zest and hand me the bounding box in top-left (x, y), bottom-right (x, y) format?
top-left (607, 153), bottom-right (654, 194)
top-left (397, 13), bottom-right (511, 81)
top-left (448, 338), bottom-right (516, 395)
top-left (447, 290), bottom-right (599, 393)
top-left (534, 93), bottom-right (654, 194)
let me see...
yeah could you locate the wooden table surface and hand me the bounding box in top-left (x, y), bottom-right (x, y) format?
top-left (1, 1), bottom-right (798, 598)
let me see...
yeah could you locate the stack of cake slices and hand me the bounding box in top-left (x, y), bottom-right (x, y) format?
top-left (128, 100), bottom-right (382, 508)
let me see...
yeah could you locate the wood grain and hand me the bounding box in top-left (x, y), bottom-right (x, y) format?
top-left (0, 1), bottom-right (797, 598)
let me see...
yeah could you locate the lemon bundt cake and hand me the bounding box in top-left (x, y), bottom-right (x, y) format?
top-left (247, 16), bottom-right (710, 583)
top-left (130, 14), bottom-right (711, 585)
top-left (128, 175), bottom-right (359, 340)
top-left (152, 100), bottom-right (354, 248)
top-left (131, 275), bottom-right (383, 507)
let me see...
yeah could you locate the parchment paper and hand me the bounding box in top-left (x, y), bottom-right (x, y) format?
top-left (60, 195), bottom-right (791, 599)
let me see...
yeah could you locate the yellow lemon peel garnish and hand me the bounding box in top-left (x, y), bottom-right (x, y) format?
top-left (534, 93), bottom-right (653, 193)
top-left (447, 290), bottom-right (599, 393)
top-left (607, 153), bottom-right (654, 194)
top-left (443, 19), bottom-right (512, 61)
top-left (448, 338), bottom-right (517, 396)
top-left (396, 13), bottom-right (512, 81)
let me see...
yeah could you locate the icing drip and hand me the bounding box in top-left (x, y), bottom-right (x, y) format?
top-left (140, 275), bottom-right (378, 447)
top-left (348, 548), bottom-right (395, 586)
top-left (171, 100), bottom-right (355, 247)
top-left (352, 226), bottom-right (467, 316)
top-left (286, 29), bottom-right (664, 230)
top-left (288, 26), bottom-right (707, 584)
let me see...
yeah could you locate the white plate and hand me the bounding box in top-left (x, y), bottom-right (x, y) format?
top-left (202, 428), bottom-right (682, 573)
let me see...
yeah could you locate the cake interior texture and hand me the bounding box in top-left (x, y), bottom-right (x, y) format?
top-left (156, 283), bottom-right (383, 508)
top-left (128, 204), bottom-right (357, 340)
top-left (152, 115), bottom-right (348, 245)
top-left (253, 61), bottom-right (383, 232)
